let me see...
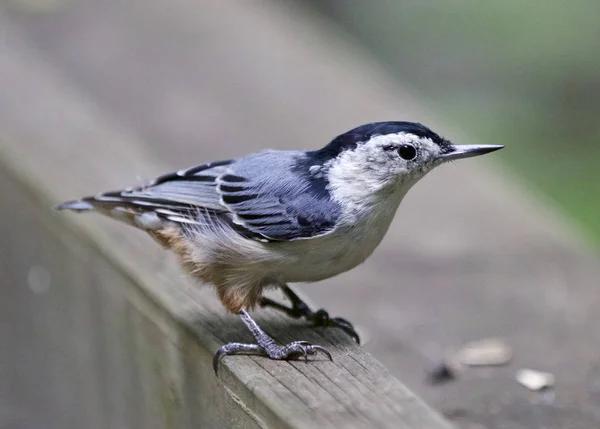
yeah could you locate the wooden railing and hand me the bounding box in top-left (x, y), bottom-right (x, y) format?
top-left (0, 2), bottom-right (454, 427)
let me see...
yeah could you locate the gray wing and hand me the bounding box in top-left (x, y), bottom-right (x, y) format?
top-left (121, 160), bottom-right (232, 212)
top-left (72, 152), bottom-right (341, 242)
top-left (217, 156), bottom-right (342, 241)
top-left (217, 151), bottom-right (342, 241)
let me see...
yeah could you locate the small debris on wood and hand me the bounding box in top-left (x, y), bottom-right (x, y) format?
top-left (516, 369), bottom-right (555, 391)
top-left (426, 361), bottom-right (458, 385)
top-left (455, 338), bottom-right (512, 366)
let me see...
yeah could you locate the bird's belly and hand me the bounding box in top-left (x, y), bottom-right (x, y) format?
top-left (274, 222), bottom-right (391, 283)
top-left (283, 251), bottom-right (365, 283)
top-left (267, 192), bottom-right (405, 284)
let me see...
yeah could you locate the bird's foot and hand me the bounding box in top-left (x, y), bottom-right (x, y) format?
top-left (309, 309), bottom-right (360, 344)
top-left (213, 310), bottom-right (332, 376)
top-left (260, 287), bottom-right (360, 343)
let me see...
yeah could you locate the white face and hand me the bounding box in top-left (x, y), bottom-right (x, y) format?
top-left (325, 132), bottom-right (447, 203)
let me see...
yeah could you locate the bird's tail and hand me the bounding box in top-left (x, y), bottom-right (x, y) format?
top-left (55, 199), bottom-right (96, 212)
top-left (55, 194), bottom-right (160, 232)
top-left (55, 192), bottom-right (144, 223)
top-left (55, 190), bottom-right (138, 213)
top-left (55, 191), bottom-right (193, 233)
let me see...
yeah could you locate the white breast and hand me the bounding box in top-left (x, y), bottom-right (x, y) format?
top-left (275, 188), bottom-right (407, 283)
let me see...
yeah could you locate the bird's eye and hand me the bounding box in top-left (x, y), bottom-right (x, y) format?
top-left (398, 144), bottom-right (417, 160)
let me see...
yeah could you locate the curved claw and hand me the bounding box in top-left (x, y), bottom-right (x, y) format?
top-left (213, 347), bottom-right (227, 376)
top-left (335, 323), bottom-right (361, 344)
top-left (287, 343), bottom-right (310, 361)
top-left (311, 345), bottom-right (333, 361)
top-left (309, 311), bottom-right (361, 344)
top-left (329, 317), bottom-right (354, 330)
top-left (260, 293), bottom-right (360, 343)
top-left (212, 342), bottom-right (263, 376)
top-left (293, 340), bottom-right (314, 362)
top-left (286, 343), bottom-right (332, 363)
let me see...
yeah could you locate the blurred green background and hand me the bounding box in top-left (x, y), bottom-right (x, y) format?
top-left (310, 0), bottom-right (600, 246)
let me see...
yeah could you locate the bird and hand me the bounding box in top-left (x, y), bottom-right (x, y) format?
top-left (56, 121), bottom-right (503, 375)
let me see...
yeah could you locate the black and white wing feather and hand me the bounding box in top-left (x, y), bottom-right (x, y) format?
top-left (57, 151), bottom-right (342, 242)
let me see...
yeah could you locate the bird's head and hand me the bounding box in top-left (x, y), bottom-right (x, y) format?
top-left (314, 121), bottom-right (503, 202)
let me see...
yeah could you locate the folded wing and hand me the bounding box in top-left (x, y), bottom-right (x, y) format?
top-left (58, 152), bottom-right (341, 242)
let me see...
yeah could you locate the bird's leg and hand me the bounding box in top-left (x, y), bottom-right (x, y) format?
top-left (213, 309), bottom-right (332, 375)
top-left (260, 285), bottom-right (360, 343)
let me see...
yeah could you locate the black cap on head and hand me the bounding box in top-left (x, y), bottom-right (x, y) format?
top-left (317, 121), bottom-right (451, 159)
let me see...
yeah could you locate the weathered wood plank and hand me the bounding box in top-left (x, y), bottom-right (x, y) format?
top-left (0, 11), bottom-right (453, 429)
top-left (19, 3), bottom-right (599, 426)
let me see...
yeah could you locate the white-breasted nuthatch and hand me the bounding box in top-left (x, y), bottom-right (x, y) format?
top-left (57, 121), bottom-right (503, 375)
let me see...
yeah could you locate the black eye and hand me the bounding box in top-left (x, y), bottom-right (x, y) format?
top-left (398, 144), bottom-right (417, 160)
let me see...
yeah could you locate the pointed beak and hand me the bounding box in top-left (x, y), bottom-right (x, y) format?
top-left (440, 144), bottom-right (504, 161)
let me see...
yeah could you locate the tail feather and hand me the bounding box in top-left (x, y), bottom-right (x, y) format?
top-left (55, 200), bottom-right (95, 212)
top-left (55, 190), bottom-right (207, 231)
top-left (56, 191), bottom-right (135, 212)
top-left (55, 196), bottom-right (153, 229)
